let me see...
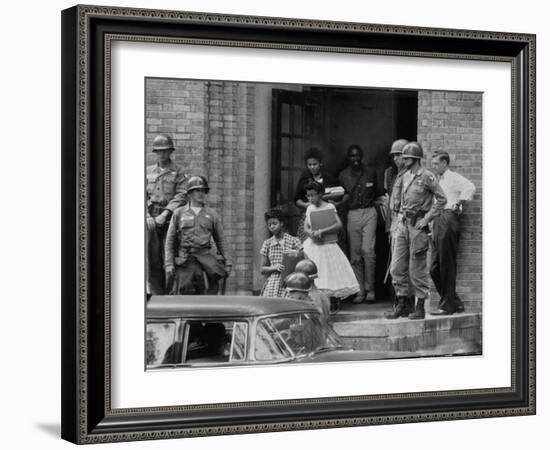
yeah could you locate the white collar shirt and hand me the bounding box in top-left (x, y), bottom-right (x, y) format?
top-left (438, 169), bottom-right (476, 209)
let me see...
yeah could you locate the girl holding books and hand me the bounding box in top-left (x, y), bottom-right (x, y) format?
top-left (302, 181), bottom-right (360, 300)
top-left (293, 147), bottom-right (341, 242)
top-left (260, 208), bottom-right (302, 298)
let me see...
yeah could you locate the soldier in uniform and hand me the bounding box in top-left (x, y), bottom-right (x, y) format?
top-left (384, 138), bottom-right (409, 236)
top-left (387, 142), bottom-right (447, 320)
top-left (164, 176), bottom-right (231, 295)
top-left (146, 134), bottom-right (188, 294)
top-left (383, 139), bottom-right (415, 316)
top-left (294, 259), bottom-right (331, 324)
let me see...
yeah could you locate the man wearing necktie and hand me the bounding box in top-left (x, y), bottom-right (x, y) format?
top-left (429, 151), bottom-right (476, 315)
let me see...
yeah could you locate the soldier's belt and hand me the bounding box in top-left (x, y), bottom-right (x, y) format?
top-left (181, 247), bottom-right (211, 255)
top-left (401, 210), bottom-right (426, 226)
top-left (148, 204), bottom-right (167, 217)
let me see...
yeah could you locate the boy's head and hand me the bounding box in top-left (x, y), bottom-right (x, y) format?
top-left (264, 208), bottom-right (287, 236)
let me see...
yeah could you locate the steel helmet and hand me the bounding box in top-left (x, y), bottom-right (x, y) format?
top-left (389, 139), bottom-right (409, 155)
top-left (402, 142), bottom-right (424, 159)
top-left (294, 259), bottom-right (318, 280)
top-left (284, 272), bottom-right (311, 292)
top-left (152, 134), bottom-right (175, 152)
top-left (186, 176), bottom-right (210, 194)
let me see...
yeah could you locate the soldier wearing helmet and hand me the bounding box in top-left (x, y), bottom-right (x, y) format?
top-left (294, 259), bottom-right (331, 322)
top-left (146, 134), bottom-right (188, 295)
top-left (382, 139), bottom-right (416, 316)
top-left (164, 176), bottom-right (231, 295)
top-left (382, 139), bottom-right (408, 235)
top-left (387, 142), bottom-right (447, 320)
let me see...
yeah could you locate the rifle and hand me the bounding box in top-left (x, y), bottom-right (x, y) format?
top-left (384, 234), bottom-right (392, 284)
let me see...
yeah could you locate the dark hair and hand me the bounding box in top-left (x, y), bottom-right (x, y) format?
top-left (433, 151), bottom-right (450, 165)
top-left (304, 181), bottom-right (324, 194)
top-left (264, 208), bottom-right (287, 224)
top-left (304, 147), bottom-right (323, 164)
top-left (346, 144), bottom-right (363, 158)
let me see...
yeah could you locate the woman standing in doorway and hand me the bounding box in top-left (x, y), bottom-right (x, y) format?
top-left (293, 147), bottom-right (341, 242)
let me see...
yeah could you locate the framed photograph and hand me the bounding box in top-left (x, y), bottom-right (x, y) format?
top-left (61, 4), bottom-right (535, 444)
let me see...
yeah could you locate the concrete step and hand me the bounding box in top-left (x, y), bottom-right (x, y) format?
top-left (330, 301), bottom-right (481, 356)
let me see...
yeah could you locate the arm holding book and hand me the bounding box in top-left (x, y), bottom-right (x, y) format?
top-left (261, 255), bottom-right (284, 276)
top-left (307, 204), bottom-right (342, 243)
top-left (312, 211), bottom-right (342, 240)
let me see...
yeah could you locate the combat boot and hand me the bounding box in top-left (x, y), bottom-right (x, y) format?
top-left (385, 296), bottom-right (409, 319)
top-left (408, 298), bottom-right (426, 320)
top-left (406, 297), bottom-right (415, 315)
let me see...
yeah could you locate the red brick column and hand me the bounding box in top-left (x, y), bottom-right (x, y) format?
top-left (417, 91), bottom-right (483, 310)
top-left (145, 79), bottom-right (256, 294)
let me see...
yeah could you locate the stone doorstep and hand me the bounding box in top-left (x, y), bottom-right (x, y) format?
top-left (330, 302), bottom-right (482, 354)
top-left (332, 312), bottom-right (481, 339)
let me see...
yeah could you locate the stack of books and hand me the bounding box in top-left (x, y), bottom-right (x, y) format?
top-left (322, 186), bottom-right (345, 201)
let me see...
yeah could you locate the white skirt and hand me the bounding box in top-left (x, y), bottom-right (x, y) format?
top-left (302, 238), bottom-right (360, 299)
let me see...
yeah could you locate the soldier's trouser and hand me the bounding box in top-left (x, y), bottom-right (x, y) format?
top-left (347, 207), bottom-right (377, 294)
top-left (147, 223), bottom-right (167, 295)
top-left (430, 211), bottom-right (465, 312)
top-left (390, 220), bottom-right (430, 298)
top-left (387, 232), bottom-right (415, 307)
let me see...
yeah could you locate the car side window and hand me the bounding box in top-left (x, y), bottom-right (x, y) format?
top-left (229, 322), bottom-right (248, 362)
top-left (184, 321), bottom-right (246, 364)
top-left (146, 321), bottom-right (178, 367)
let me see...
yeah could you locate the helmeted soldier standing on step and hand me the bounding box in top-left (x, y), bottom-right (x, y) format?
top-left (387, 142), bottom-right (447, 320)
top-left (384, 139), bottom-right (416, 317)
top-left (146, 134), bottom-right (188, 295)
top-left (164, 176), bottom-right (231, 295)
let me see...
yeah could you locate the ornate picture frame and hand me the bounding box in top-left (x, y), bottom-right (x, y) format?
top-left (61, 5), bottom-right (535, 444)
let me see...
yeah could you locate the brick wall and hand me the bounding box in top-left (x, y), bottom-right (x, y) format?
top-left (145, 79), bottom-right (256, 294)
top-left (145, 83), bottom-right (483, 303)
top-left (417, 91), bottom-right (483, 309)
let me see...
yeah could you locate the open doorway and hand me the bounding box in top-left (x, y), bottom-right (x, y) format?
top-left (271, 86), bottom-right (418, 300)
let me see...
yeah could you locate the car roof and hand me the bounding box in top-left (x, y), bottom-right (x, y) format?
top-left (147, 295), bottom-right (319, 319)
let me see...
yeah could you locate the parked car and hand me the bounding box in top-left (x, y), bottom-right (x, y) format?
top-left (146, 295), bottom-right (398, 369)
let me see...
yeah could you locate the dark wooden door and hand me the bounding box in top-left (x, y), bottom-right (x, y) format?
top-left (271, 89), bottom-right (326, 235)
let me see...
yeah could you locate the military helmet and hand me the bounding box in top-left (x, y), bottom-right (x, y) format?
top-left (402, 142), bottom-right (423, 159)
top-left (294, 259), bottom-right (318, 280)
top-left (284, 272), bottom-right (311, 292)
top-left (389, 139), bottom-right (409, 155)
top-left (152, 134), bottom-right (175, 152)
top-left (186, 175), bottom-right (210, 194)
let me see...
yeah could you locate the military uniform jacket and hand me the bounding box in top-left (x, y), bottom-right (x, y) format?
top-left (164, 205), bottom-right (228, 270)
top-left (391, 167), bottom-right (447, 218)
top-left (146, 161), bottom-right (188, 216)
top-left (387, 168), bottom-right (406, 233)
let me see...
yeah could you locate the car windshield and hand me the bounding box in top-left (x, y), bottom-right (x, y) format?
top-left (254, 312), bottom-right (343, 361)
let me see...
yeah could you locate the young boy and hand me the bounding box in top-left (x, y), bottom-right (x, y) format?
top-left (164, 176), bottom-right (231, 294)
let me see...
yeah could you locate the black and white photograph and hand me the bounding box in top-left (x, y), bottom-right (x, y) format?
top-left (145, 78), bottom-right (483, 369)
top-left (51, 1), bottom-right (538, 446)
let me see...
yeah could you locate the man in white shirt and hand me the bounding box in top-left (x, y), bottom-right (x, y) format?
top-left (429, 151), bottom-right (476, 315)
